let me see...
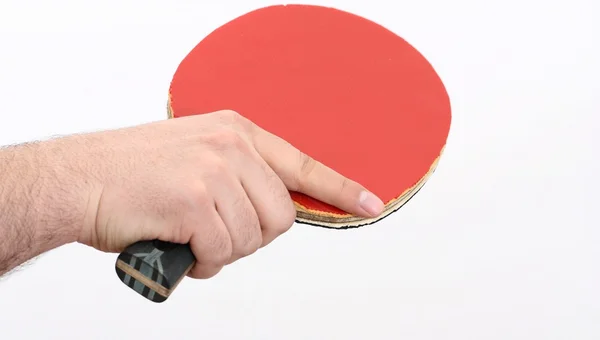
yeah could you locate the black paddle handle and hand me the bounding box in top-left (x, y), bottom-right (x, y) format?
top-left (115, 240), bottom-right (195, 303)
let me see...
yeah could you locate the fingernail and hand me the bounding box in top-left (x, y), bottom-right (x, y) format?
top-left (359, 190), bottom-right (384, 217)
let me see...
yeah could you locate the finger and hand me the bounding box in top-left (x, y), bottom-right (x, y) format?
top-left (236, 147), bottom-right (296, 247)
top-left (187, 207), bottom-right (232, 279)
top-left (249, 125), bottom-right (385, 218)
top-left (208, 168), bottom-right (263, 263)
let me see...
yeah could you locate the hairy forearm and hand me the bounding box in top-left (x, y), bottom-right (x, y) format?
top-left (0, 139), bottom-right (89, 276)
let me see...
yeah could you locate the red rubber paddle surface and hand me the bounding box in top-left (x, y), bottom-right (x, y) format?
top-left (169, 5), bottom-right (451, 219)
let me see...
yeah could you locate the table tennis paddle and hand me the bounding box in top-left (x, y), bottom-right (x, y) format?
top-left (115, 4), bottom-right (451, 303)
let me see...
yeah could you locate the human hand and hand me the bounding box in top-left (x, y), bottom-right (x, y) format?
top-left (69, 110), bottom-right (384, 279)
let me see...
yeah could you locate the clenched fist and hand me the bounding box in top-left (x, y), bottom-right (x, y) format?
top-left (0, 110), bottom-right (384, 278)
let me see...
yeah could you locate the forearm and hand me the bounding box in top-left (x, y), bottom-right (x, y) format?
top-left (0, 139), bottom-right (89, 276)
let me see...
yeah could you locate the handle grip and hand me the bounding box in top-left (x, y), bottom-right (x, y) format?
top-left (115, 240), bottom-right (195, 303)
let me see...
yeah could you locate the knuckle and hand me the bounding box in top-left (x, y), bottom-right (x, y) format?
top-left (339, 177), bottom-right (350, 195)
top-left (293, 152), bottom-right (317, 190)
top-left (216, 109), bottom-right (254, 133)
top-left (236, 215), bottom-right (262, 256)
top-left (187, 181), bottom-right (210, 202)
top-left (300, 152), bottom-right (316, 174)
top-left (263, 193), bottom-right (296, 239)
top-left (240, 234), bottom-right (262, 257)
top-left (202, 155), bottom-right (229, 179)
top-left (204, 128), bottom-right (248, 153)
top-left (218, 109), bottom-right (241, 122)
top-left (173, 218), bottom-right (193, 245)
top-left (181, 182), bottom-right (214, 215)
top-left (266, 173), bottom-right (296, 234)
top-left (206, 231), bottom-right (232, 266)
top-left (204, 128), bottom-right (238, 148)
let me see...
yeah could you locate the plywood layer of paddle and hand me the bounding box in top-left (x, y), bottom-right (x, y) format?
top-left (167, 5), bottom-right (451, 228)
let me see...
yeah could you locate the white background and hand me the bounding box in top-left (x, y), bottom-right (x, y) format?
top-left (0, 0), bottom-right (598, 339)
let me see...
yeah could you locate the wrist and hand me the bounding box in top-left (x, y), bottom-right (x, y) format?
top-left (0, 138), bottom-right (94, 249)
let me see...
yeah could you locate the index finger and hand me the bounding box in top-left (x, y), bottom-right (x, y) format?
top-left (248, 123), bottom-right (384, 218)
